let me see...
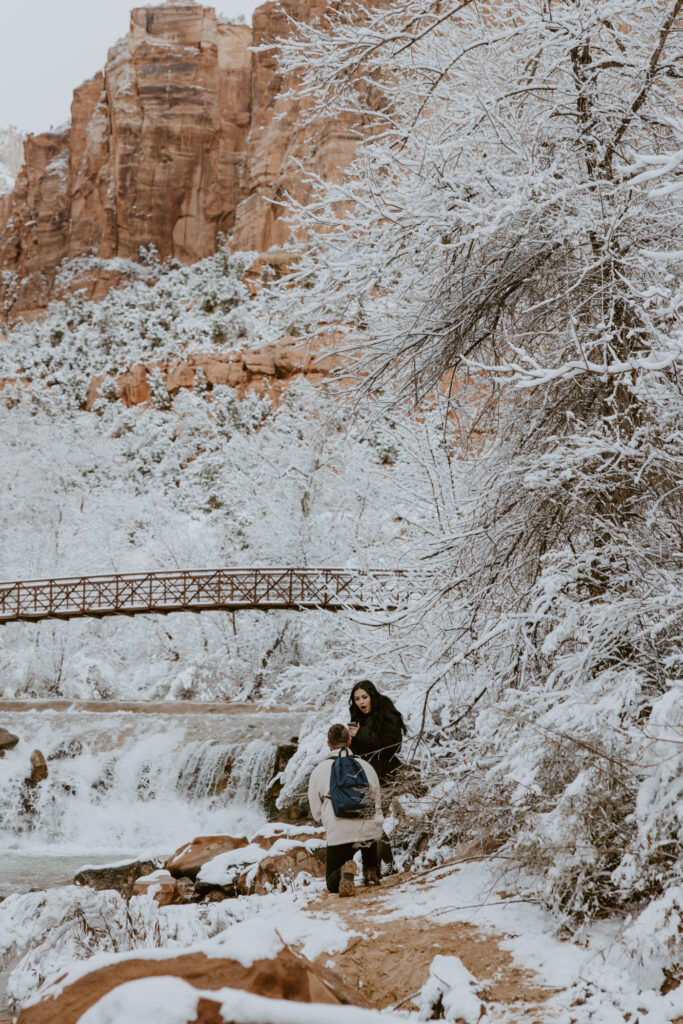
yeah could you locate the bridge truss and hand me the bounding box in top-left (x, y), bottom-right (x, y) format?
top-left (0, 567), bottom-right (428, 624)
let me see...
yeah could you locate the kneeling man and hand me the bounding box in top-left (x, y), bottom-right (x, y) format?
top-left (308, 723), bottom-right (384, 896)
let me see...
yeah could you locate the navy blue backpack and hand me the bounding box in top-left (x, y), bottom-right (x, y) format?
top-left (328, 750), bottom-right (376, 819)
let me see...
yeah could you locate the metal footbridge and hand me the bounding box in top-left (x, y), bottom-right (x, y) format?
top-left (0, 567), bottom-right (428, 624)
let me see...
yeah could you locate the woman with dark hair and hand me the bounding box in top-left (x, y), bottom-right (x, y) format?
top-left (348, 680), bottom-right (406, 782)
top-left (348, 680), bottom-right (406, 875)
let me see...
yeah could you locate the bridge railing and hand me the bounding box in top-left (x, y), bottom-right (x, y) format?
top-left (0, 567), bottom-right (431, 623)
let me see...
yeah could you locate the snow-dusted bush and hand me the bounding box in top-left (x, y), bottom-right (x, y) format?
top-left (0, 250), bottom-right (274, 409)
top-left (0, 887), bottom-right (238, 1010)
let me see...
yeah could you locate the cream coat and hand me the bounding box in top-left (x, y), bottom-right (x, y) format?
top-left (307, 748), bottom-right (384, 847)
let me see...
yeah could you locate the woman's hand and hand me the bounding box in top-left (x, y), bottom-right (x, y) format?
top-left (347, 722), bottom-right (359, 738)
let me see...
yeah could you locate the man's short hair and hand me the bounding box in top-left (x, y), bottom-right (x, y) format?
top-left (328, 723), bottom-right (350, 748)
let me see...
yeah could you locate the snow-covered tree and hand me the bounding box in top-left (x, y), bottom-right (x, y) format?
top-left (271, 0), bottom-right (683, 953)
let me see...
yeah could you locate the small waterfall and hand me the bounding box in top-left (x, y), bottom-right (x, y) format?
top-left (175, 742), bottom-right (235, 800)
top-left (175, 739), bottom-right (276, 805)
top-left (225, 739), bottom-right (277, 806)
top-left (0, 709), bottom-right (289, 856)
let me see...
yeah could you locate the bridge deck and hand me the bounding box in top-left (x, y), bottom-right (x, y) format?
top-left (0, 568), bottom-right (425, 624)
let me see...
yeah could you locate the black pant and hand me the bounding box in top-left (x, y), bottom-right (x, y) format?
top-left (325, 841), bottom-right (379, 893)
top-left (377, 833), bottom-right (394, 869)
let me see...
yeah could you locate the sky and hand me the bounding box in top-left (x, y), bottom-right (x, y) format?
top-left (0, 0), bottom-right (261, 135)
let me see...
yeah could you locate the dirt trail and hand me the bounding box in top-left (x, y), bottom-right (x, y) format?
top-left (308, 870), bottom-right (557, 1021)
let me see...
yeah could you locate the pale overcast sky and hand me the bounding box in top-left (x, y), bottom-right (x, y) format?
top-left (0, 0), bottom-right (261, 135)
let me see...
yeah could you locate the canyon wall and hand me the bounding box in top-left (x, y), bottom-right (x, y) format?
top-left (0, 0), bottom-right (354, 320)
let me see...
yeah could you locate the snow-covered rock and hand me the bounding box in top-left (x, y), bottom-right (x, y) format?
top-left (16, 938), bottom-right (371, 1024)
top-left (74, 859), bottom-right (161, 898)
top-left (0, 727), bottom-right (19, 752)
top-left (132, 870), bottom-right (177, 906)
top-left (165, 835), bottom-right (249, 881)
top-left (418, 955), bottom-right (482, 1024)
top-left (77, 977), bottom-right (398, 1024)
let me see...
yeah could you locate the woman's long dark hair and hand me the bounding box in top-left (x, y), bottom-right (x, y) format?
top-left (349, 680), bottom-right (406, 733)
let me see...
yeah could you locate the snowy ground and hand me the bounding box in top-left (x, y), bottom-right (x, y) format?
top-left (5, 854), bottom-right (681, 1023)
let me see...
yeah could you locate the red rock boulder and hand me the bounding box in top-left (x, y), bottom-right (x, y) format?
top-left (132, 869), bottom-right (178, 906)
top-left (17, 945), bottom-right (371, 1024)
top-left (239, 845), bottom-right (325, 896)
top-left (64, 976), bottom-right (388, 1024)
top-left (165, 834), bottom-right (248, 880)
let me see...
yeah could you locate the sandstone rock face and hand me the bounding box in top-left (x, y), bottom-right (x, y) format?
top-left (0, 5), bottom-right (251, 319)
top-left (0, 1), bottom-right (358, 320)
top-left (0, 130), bottom-right (71, 315)
top-left (84, 334), bottom-right (342, 411)
top-left (16, 946), bottom-right (370, 1024)
top-left (231, 0), bottom-right (357, 254)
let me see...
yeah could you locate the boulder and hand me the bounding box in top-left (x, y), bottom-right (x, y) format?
top-left (174, 876), bottom-right (198, 904)
top-left (263, 742), bottom-right (298, 820)
top-left (196, 842), bottom-right (268, 899)
top-left (61, 978), bottom-right (386, 1024)
top-left (26, 750), bottom-right (48, 787)
top-left (132, 869), bottom-right (177, 906)
top-left (193, 834), bottom-right (326, 900)
top-left (74, 858), bottom-right (160, 898)
top-left (0, 727), bottom-right (19, 753)
top-left (250, 827), bottom-right (321, 851)
top-left (240, 845), bottom-right (325, 896)
top-left (16, 946), bottom-right (371, 1024)
top-left (165, 834), bottom-right (248, 880)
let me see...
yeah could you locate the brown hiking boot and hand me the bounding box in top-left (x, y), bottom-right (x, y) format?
top-left (363, 869), bottom-right (380, 887)
top-left (338, 860), bottom-right (357, 897)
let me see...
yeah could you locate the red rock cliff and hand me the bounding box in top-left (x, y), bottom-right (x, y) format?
top-left (0, 0), bottom-right (352, 320)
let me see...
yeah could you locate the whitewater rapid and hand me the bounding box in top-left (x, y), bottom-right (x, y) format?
top-left (0, 702), bottom-right (306, 893)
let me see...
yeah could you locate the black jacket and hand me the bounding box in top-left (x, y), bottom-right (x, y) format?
top-left (350, 697), bottom-right (404, 783)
